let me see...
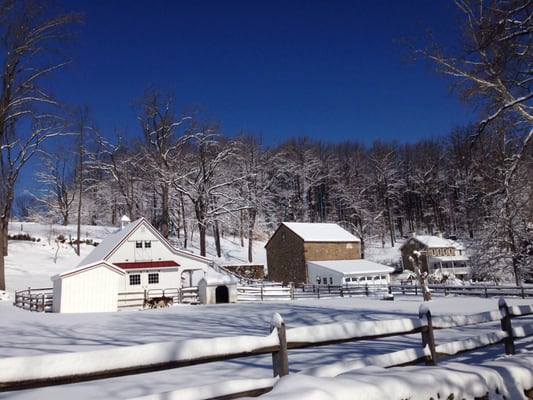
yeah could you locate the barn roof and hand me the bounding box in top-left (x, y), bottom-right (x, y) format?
top-left (77, 217), bottom-right (211, 267)
top-left (307, 259), bottom-right (394, 275)
top-left (400, 235), bottom-right (465, 250)
top-left (52, 260), bottom-right (125, 281)
top-left (281, 222), bottom-right (360, 243)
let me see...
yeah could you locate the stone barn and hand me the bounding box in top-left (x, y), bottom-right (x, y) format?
top-left (265, 222), bottom-right (361, 285)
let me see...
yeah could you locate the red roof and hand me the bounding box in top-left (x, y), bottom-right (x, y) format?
top-left (113, 260), bottom-right (180, 270)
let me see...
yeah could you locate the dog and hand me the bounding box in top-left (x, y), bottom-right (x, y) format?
top-left (144, 296), bottom-right (174, 309)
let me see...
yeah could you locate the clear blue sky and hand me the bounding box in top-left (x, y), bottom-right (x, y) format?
top-left (58, 0), bottom-right (474, 146)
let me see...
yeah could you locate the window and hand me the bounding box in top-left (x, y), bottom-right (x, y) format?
top-left (136, 241), bottom-right (143, 248)
top-left (322, 277), bottom-right (327, 285)
top-left (129, 274), bottom-right (141, 286)
top-left (144, 241), bottom-right (151, 248)
top-left (329, 277), bottom-right (333, 285)
top-left (148, 273), bottom-right (159, 284)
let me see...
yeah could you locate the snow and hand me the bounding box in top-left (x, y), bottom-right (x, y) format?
top-left (403, 234), bottom-right (464, 249)
top-left (1, 222), bottom-right (533, 399)
top-left (307, 259), bottom-right (394, 275)
top-left (281, 222), bottom-right (360, 242)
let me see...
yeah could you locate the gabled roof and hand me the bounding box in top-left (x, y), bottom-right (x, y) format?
top-left (307, 259), bottom-right (394, 275)
top-left (400, 235), bottom-right (464, 250)
top-left (77, 217), bottom-right (211, 267)
top-left (280, 222), bottom-right (360, 243)
top-left (52, 260), bottom-right (125, 281)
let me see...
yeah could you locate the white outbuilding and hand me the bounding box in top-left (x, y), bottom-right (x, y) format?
top-left (52, 261), bottom-right (125, 313)
top-left (51, 217), bottom-right (218, 312)
top-left (307, 259), bottom-right (395, 286)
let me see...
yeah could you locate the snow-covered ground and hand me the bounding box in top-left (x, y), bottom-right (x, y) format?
top-left (1, 222), bottom-right (533, 400)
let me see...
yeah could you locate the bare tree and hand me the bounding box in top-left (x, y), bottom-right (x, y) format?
top-left (35, 148), bottom-right (77, 225)
top-left (174, 126), bottom-right (244, 257)
top-left (0, 0), bottom-right (80, 289)
top-left (135, 89), bottom-right (190, 238)
top-left (419, 0), bottom-right (533, 283)
top-left (234, 134), bottom-right (281, 262)
top-left (97, 133), bottom-right (143, 221)
top-left (368, 141), bottom-right (402, 248)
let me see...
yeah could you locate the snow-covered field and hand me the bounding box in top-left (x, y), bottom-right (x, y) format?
top-left (1, 222), bottom-right (533, 400)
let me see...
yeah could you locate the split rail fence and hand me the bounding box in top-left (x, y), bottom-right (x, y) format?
top-left (1, 298), bottom-right (532, 399)
top-left (13, 287), bottom-right (53, 312)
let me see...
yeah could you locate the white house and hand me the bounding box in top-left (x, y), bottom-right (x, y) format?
top-left (52, 217), bottom-right (226, 312)
top-left (307, 259), bottom-right (395, 286)
top-left (400, 234), bottom-right (470, 279)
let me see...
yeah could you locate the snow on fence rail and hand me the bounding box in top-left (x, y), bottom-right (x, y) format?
top-left (391, 283), bottom-right (533, 298)
top-left (117, 288), bottom-right (181, 309)
top-left (13, 287), bottom-right (53, 312)
top-left (1, 298), bottom-right (532, 399)
top-left (237, 284), bottom-right (293, 301)
top-left (295, 283), bottom-right (391, 300)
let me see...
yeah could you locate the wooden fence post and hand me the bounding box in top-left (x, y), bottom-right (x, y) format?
top-left (419, 304), bottom-right (437, 366)
top-left (270, 313), bottom-right (289, 377)
top-left (289, 283), bottom-right (294, 300)
top-left (499, 297), bottom-right (516, 355)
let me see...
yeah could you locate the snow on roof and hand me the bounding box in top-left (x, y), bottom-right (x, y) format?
top-left (402, 235), bottom-right (464, 250)
top-left (282, 222), bottom-right (360, 242)
top-left (77, 217), bottom-right (212, 268)
top-left (428, 255), bottom-right (469, 262)
top-left (200, 270), bottom-right (238, 284)
top-left (77, 218), bottom-right (143, 267)
top-left (52, 261), bottom-right (125, 281)
top-left (307, 260), bottom-right (394, 275)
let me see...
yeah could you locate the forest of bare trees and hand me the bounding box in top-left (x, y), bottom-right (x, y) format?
top-left (26, 115), bottom-right (532, 282)
top-left (2, 0), bottom-right (532, 290)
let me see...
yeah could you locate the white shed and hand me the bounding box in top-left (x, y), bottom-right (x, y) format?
top-left (307, 259), bottom-right (395, 286)
top-left (52, 261), bottom-right (125, 313)
top-left (198, 272), bottom-right (238, 304)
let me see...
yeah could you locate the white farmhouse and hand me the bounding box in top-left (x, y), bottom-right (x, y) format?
top-left (400, 234), bottom-right (470, 279)
top-left (52, 217), bottom-right (233, 313)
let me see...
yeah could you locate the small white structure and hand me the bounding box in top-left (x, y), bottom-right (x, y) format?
top-left (198, 272), bottom-right (238, 304)
top-left (52, 217), bottom-right (219, 313)
top-left (52, 261), bottom-right (125, 313)
top-left (307, 259), bottom-right (395, 286)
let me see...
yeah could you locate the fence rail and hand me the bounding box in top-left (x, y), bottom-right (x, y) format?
top-left (1, 298), bottom-right (532, 399)
top-left (117, 287), bottom-right (196, 309)
top-left (13, 287), bottom-right (53, 312)
top-left (391, 283), bottom-right (533, 298)
top-left (237, 284), bottom-right (293, 301)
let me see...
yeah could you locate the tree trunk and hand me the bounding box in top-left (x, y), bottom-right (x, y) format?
top-left (199, 223), bottom-right (207, 257)
top-left (213, 220), bottom-right (221, 258)
top-left (180, 192), bottom-right (188, 248)
top-left (240, 209), bottom-right (245, 248)
top-left (247, 207), bottom-right (257, 263)
top-left (161, 182), bottom-right (169, 238)
top-left (0, 217), bottom-right (7, 290)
